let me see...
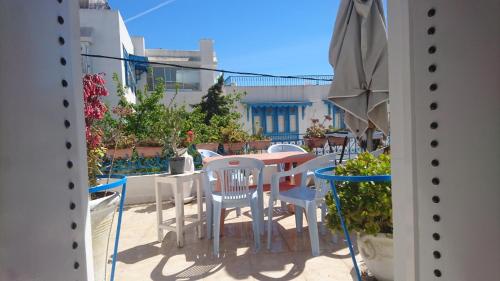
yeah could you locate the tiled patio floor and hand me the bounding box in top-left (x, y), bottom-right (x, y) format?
top-left (114, 198), bottom-right (373, 281)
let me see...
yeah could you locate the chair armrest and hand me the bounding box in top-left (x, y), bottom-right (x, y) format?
top-left (270, 165), bottom-right (308, 198)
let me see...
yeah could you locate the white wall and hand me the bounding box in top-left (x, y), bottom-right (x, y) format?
top-left (137, 39), bottom-right (217, 109)
top-left (124, 174), bottom-right (196, 205)
top-left (79, 9), bottom-right (134, 106)
top-left (389, 0), bottom-right (500, 280)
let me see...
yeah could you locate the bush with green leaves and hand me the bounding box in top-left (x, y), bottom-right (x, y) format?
top-left (185, 76), bottom-right (247, 144)
top-left (114, 73), bottom-right (165, 146)
top-left (325, 152), bottom-right (392, 235)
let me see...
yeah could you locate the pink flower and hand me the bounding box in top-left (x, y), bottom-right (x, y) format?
top-left (83, 73), bottom-right (109, 149)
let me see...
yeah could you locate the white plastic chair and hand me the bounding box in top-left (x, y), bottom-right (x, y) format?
top-left (267, 153), bottom-right (337, 256)
top-left (268, 143), bottom-right (313, 211)
top-left (198, 149), bottom-right (221, 159)
top-left (203, 157), bottom-right (264, 256)
top-left (267, 143), bottom-right (307, 153)
top-left (198, 149), bottom-right (243, 217)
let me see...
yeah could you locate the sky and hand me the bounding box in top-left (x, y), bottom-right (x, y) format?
top-left (108, 0), bottom-right (343, 76)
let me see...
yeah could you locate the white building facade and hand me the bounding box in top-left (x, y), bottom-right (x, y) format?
top-left (224, 76), bottom-right (345, 142)
top-left (79, 1), bottom-right (342, 142)
top-left (79, 1), bottom-right (217, 108)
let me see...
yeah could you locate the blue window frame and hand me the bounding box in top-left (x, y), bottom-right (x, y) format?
top-left (250, 103), bottom-right (305, 142)
top-left (323, 100), bottom-right (346, 129)
top-left (123, 47), bottom-right (136, 92)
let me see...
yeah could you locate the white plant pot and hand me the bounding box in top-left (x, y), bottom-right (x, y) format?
top-left (89, 192), bottom-right (120, 281)
top-left (357, 233), bottom-right (394, 281)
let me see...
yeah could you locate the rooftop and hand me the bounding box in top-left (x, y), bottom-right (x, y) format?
top-left (114, 199), bottom-right (374, 281)
top-left (224, 75), bottom-right (333, 87)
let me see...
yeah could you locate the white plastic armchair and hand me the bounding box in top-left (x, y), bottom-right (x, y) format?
top-left (267, 153), bottom-right (337, 256)
top-left (198, 149), bottom-right (221, 159)
top-left (199, 149), bottom-right (243, 217)
top-left (203, 157), bottom-right (265, 256)
top-left (267, 143), bottom-right (306, 153)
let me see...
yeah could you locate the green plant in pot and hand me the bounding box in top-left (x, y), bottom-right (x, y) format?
top-left (249, 122), bottom-right (271, 151)
top-left (325, 152), bottom-right (393, 281)
top-left (303, 116), bottom-right (331, 149)
top-left (220, 124), bottom-right (249, 154)
top-left (159, 87), bottom-right (187, 175)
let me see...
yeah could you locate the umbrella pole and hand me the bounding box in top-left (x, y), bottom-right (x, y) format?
top-left (366, 127), bottom-right (373, 152)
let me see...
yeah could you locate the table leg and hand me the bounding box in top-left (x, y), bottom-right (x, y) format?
top-left (155, 180), bottom-right (163, 243)
top-left (196, 175), bottom-right (203, 239)
top-left (175, 180), bottom-right (184, 247)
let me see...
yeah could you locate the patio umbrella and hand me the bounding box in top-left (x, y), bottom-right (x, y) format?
top-left (328, 0), bottom-right (389, 151)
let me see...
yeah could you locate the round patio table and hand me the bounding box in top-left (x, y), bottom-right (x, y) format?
top-left (315, 166), bottom-right (391, 281)
top-left (203, 152), bottom-right (316, 232)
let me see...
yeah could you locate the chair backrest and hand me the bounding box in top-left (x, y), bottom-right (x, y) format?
top-left (267, 143), bottom-right (306, 153)
top-left (203, 157), bottom-right (265, 200)
top-left (370, 146), bottom-right (389, 157)
top-left (198, 149), bottom-right (221, 159)
top-left (286, 153), bottom-right (337, 199)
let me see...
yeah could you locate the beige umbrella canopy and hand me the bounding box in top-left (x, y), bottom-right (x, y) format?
top-left (328, 0), bottom-right (389, 143)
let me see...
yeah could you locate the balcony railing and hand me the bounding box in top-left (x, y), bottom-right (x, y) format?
top-left (224, 75), bottom-right (333, 87)
top-left (98, 132), bottom-right (387, 176)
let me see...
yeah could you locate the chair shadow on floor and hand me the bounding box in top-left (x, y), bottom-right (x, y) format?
top-left (130, 207), bottom-right (357, 281)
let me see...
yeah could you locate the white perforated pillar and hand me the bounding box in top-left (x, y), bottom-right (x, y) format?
top-left (389, 0), bottom-right (500, 280)
top-left (0, 1), bottom-right (92, 281)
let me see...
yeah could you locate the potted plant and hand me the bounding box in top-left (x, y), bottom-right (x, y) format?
top-left (325, 152), bottom-right (393, 281)
top-left (160, 91), bottom-right (187, 175)
top-left (249, 123), bottom-right (271, 151)
top-left (326, 127), bottom-right (348, 146)
top-left (220, 124), bottom-right (249, 154)
top-left (83, 73), bottom-right (124, 281)
top-left (136, 138), bottom-right (163, 157)
top-left (303, 116), bottom-right (330, 149)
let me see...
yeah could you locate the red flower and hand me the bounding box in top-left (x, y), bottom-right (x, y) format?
top-left (186, 130), bottom-right (195, 143)
top-left (83, 73), bottom-right (109, 149)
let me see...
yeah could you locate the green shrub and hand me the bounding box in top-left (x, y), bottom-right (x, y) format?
top-left (325, 152), bottom-right (392, 235)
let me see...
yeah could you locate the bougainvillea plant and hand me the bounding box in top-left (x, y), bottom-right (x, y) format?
top-left (83, 73), bottom-right (109, 186)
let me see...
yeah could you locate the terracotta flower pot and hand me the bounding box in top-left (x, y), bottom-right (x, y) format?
top-left (136, 146), bottom-right (163, 157)
top-left (196, 142), bottom-right (219, 151)
top-left (327, 136), bottom-right (346, 146)
top-left (250, 140), bottom-right (271, 151)
top-left (223, 143), bottom-right (230, 153)
top-left (106, 147), bottom-right (133, 159)
top-left (304, 137), bottom-right (327, 149)
top-left (229, 142), bottom-right (246, 154)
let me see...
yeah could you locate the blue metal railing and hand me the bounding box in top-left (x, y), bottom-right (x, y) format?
top-left (101, 155), bottom-right (169, 175)
top-left (89, 175), bottom-right (127, 281)
top-left (224, 75), bottom-right (333, 87)
top-left (315, 167), bottom-right (391, 281)
top-left (268, 133), bottom-right (365, 160)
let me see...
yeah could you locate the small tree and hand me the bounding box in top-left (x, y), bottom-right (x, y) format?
top-left (114, 73), bottom-right (165, 145)
top-left (194, 75), bottom-right (229, 124)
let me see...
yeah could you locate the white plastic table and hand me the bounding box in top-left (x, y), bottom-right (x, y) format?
top-left (154, 171), bottom-right (204, 247)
